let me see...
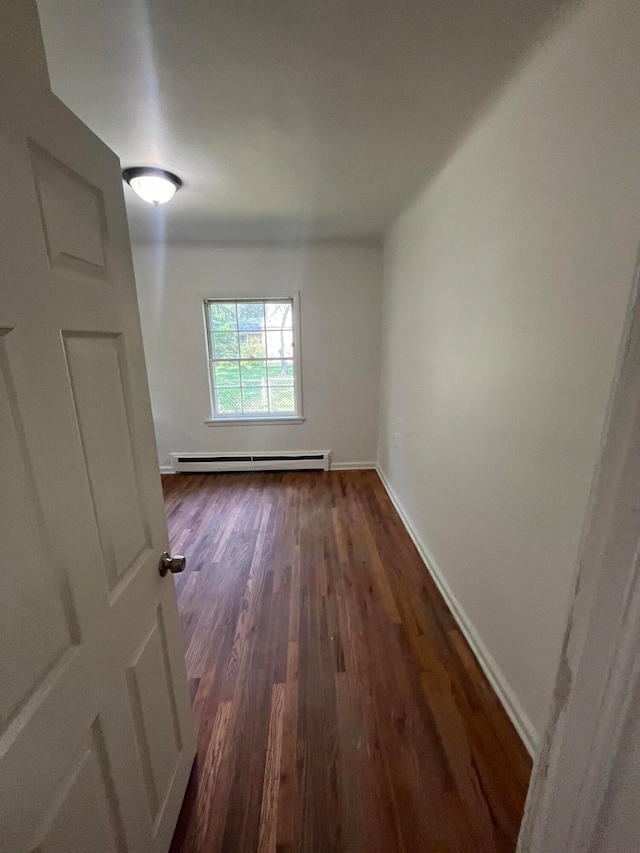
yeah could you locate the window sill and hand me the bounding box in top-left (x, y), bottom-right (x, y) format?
top-left (205, 417), bottom-right (305, 427)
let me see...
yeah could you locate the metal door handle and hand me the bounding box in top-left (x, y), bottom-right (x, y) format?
top-left (159, 551), bottom-right (186, 577)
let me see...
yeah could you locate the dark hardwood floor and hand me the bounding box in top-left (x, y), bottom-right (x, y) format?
top-left (164, 470), bottom-right (531, 853)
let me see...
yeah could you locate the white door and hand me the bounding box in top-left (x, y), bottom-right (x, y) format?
top-left (0, 4), bottom-right (196, 852)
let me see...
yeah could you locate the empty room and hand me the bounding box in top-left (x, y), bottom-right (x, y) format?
top-left (3, 0), bottom-right (640, 850)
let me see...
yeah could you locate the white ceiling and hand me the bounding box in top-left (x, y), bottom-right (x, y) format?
top-left (37, 0), bottom-right (567, 243)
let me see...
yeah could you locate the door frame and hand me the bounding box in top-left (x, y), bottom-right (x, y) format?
top-left (519, 245), bottom-right (640, 850)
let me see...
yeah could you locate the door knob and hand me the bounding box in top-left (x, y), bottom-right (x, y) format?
top-left (159, 551), bottom-right (186, 577)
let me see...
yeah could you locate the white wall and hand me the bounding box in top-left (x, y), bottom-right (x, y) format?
top-left (133, 243), bottom-right (382, 468)
top-left (378, 0), bottom-right (640, 744)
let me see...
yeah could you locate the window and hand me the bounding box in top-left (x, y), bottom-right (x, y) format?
top-left (204, 296), bottom-right (302, 423)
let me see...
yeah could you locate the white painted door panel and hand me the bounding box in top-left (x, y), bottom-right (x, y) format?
top-left (0, 4), bottom-right (196, 852)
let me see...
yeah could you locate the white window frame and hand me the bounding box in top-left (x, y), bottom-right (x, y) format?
top-left (204, 293), bottom-right (304, 426)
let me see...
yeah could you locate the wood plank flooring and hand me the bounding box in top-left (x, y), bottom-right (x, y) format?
top-left (164, 470), bottom-right (531, 853)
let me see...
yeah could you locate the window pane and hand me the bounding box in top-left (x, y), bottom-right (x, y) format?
top-left (216, 387), bottom-right (242, 414)
top-left (206, 298), bottom-right (299, 420)
top-left (210, 302), bottom-right (237, 331)
top-left (242, 387), bottom-right (268, 412)
top-left (237, 303), bottom-right (265, 331)
top-left (266, 330), bottom-right (293, 359)
top-left (213, 361), bottom-right (240, 387)
top-left (213, 331), bottom-right (239, 359)
top-left (265, 302), bottom-right (292, 330)
top-left (240, 359), bottom-right (267, 387)
top-left (268, 385), bottom-right (295, 412)
top-left (267, 359), bottom-right (294, 383)
top-left (239, 331), bottom-right (265, 359)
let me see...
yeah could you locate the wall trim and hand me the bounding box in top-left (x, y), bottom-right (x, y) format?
top-left (330, 461), bottom-right (377, 470)
top-left (375, 463), bottom-right (539, 757)
top-left (161, 461), bottom-right (377, 474)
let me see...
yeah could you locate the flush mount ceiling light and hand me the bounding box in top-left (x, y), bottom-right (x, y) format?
top-left (122, 167), bottom-right (182, 205)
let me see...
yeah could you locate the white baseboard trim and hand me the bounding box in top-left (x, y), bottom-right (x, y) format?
top-left (375, 464), bottom-right (539, 757)
top-left (160, 461), bottom-right (376, 474)
top-left (330, 461), bottom-right (377, 470)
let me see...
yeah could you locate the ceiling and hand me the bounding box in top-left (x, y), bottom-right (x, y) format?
top-left (37, 0), bottom-right (567, 243)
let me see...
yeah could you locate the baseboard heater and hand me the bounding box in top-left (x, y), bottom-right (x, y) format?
top-left (170, 450), bottom-right (331, 473)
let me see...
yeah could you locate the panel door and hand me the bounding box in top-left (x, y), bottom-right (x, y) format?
top-left (0, 4), bottom-right (196, 852)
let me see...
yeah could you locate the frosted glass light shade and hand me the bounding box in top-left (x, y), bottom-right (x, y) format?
top-left (122, 167), bottom-right (182, 205)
